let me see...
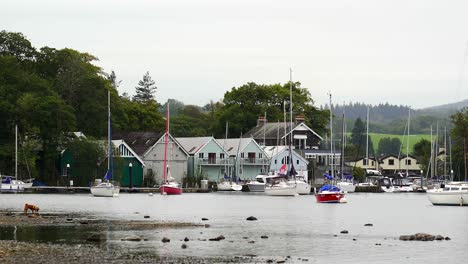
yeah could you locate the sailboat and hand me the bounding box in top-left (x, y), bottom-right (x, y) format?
top-left (90, 90), bottom-right (120, 197)
top-left (1, 125), bottom-right (32, 192)
top-left (336, 112), bottom-right (356, 193)
top-left (217, 122), bottom-right (242, 191)
top-left (265, 69), bottom-right (298, 196)
top-left (159, 102), bottom-right (182, 195)
top-left (316, 93), bottom-right (346, 203)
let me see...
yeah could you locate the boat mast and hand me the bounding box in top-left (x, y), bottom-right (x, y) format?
top-left (107, 89), bottom-right (112, 180)
top-left (435, 122), bottom-right (439, 177)
top-left (341, 112), bottom-right (345, 179)
top-left (406, 108), bottom-right (410, 177)
top-left (15, 124), bottom-right (18, 180)
top-left (366, 106), bottom-right (369, 169)
top-left (444, 127), bottom-right (447, 179)
top-left (224, 121), bottom-right (228, 178)
top-left (289, 68), bottom-right (293, 175)
top-left (163, 102), bottom-right (169, 185)
top-left (430, 126), bottom-right (434, 179)
top-left (329, 93), bottom-right (334, 180)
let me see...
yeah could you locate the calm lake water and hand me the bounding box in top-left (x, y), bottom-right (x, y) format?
top-left (1, 192), bottom-right (467, 263)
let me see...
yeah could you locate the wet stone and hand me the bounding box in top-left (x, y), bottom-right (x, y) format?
top-left (248, 241), bottom-right (255, 244)
top-left (340, 230), bottom-right (349, 234)
top-left (246, 216), bottom-right (257, 221)
top-left (121, 236), bottom-right (142, 242)
top-left (435, 235), bottom-right (444, 241)
top-left (445, 237), bottom-right (451, 240)
top-left (184, 237), bottom-right (189, 242)
top-left (364, 223), bottom-right (373, 226)
top-left (202, 218), bottom-right (209, 221)
top-left (261, 235), bottom-right (269, 239)
top-left (209, 235), bottom-right (225, 241)
top-left (161, 237), bottom-right (170, 243)
top-left (143, 215), bottom-right (150, 219)
top-left (181, 244), bottom-right (188, 249)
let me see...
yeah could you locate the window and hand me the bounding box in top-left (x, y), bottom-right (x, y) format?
top-left (297, 160), bottom-right (299, 165)
top-left (248, 153), bottom-right (255, 163)
top-left (208, 153), bottom-right (216, 164)
top-left (372, 161), bottom-right (375, 166)
top-left (389, 159), bottom-right (395, 165)
top-left (220, 153), bottom-right (225, 159)
top-left (406, 159), bottom-right (412, 165)
top-left (241, 152), bottom-right (245, 158)
top-left (363, 159), bottom-right (368, 166)
top-left (199, 153), bottom-right (204, 158)
top-left (258, 153), bottom-right (263, 158)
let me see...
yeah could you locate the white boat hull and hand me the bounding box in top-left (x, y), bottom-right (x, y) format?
top-left (289, 180), bottom-right (310, 195)
top-left (217, 182), bottom-right (242, 191)
top-left (381, 186), bottom-right (395, 193)
top-left (1, 180), bottom-right (29, 192)
top-left (336, 182), bottom-right (356, 193)
top-left (247, 182), bottom-right (265, 192)
top-left (393, 186), bottom-right (413, 192)
top-left (265, 182), bottom-right (297, 196)
top-left (91, 183), bottom-right (120, 197)
top-left (427, 190), bottom-right (468, 206)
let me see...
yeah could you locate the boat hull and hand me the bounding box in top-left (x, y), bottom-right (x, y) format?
top-left (265, 186), bottom-right (297, 196)
top-left (289, 180), bottom-right (310, 195)
top-left (91, 184), bottom-right (120, 197)
top-left (247, 182), bottom-right (265, 192)
top-left (159, 185), bottom-right (183, 195)
top-left (427, 190), bottom-right (468, 206)
top-left (315, 191), bottom-right (345, 203)
top-left (336, 182), bottom-right (356, 193)
top-left (217, 182), bottom-right (242, 191)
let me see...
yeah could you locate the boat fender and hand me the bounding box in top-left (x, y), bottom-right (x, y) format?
top-left (339, 198), bottom-right (348, 203)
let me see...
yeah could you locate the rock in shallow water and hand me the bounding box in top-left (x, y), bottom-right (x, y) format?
top-left (161, 237), bottom-right (170, 243)
top-left (340, 230), bottom-right (349, 234)
top-left (246, 216), bottom-right (257, 221)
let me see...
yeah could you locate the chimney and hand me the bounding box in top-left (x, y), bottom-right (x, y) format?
top-left (257, 116), bottom-right (267, 127)
top-left (295, 115), bottom-right (305, 125)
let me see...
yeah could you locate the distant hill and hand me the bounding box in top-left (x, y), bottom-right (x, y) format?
top-left (328, 99), bottom-right (468, 134)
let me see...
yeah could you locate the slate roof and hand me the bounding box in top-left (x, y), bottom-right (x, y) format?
top-left (175, 137), bottom-right (214, 155)
top-left (217, 138), bottom-right (256, 156)
top-left (112, 131), bottom-right (164, 156)
top-left (244, 122), bottom-right (323, 141)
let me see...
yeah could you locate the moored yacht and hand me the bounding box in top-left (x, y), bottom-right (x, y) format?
top-left (427, 182), bottom-right (468, 206)
top-left (265, 176), bottom-right (297, 196)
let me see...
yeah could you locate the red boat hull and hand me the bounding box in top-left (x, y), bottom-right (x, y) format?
top-left (159, 185), bottom-right (183, 195)
top-left (315, 192), bottom-right (344, 203)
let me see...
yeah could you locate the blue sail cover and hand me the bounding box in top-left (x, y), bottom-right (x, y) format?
top-left (323, 173), bottom-right (334, 180)
top-left (343, 173), bottom-right (353, 180)
top-left (320, 185), bottom-right (341, 192)
top-left (103, 170), bottom-right (111, 181)
top-left (224, 174), bottom-right (230, 180)
top-left (2, 176), bottom-right (12, 184)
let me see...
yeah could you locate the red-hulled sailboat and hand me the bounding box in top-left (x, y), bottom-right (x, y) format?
top-left (159, 102), bottom-right (182, 195)
top-left (315, 93), bottom-right (345, 203)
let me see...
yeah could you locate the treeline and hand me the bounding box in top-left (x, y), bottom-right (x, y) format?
top-left (0, 30), bottom-right (329, 184)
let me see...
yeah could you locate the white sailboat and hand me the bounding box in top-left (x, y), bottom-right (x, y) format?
top-left (1, 125), bottom-right (32, 192)
top-left (265, 69), bottom-right (298, 196)
top-left (217, 122), bottom-right (242, 191)
top-left (427, 182), bottom-right (468, 206)
top-left (336, 112), bottom-right (356, 193)
top-left (90, 90), bottom-right (120, 197)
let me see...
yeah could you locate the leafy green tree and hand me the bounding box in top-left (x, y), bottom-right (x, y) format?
top-left (212, 82), bottom-right (328, 137)
top-left (350, 118), bottom-right (373, 158)
top-left (0, 30), bottom-right (36, 60)
top-left (413, 139), bottom-right (431, 173)
top-left (133, 71), bottom-right (157, 102)
top-left (352, 166), bottom-right (366, 183)
top-left (451, 109), bottom-right (468, 181)
top-left (378, 137), bottom-right (401, 156)
top-left (65, 138), bottom-right (106, 186)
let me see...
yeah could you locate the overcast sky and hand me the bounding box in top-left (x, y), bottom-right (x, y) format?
top-left (3, 0), bottom-right (468, 109)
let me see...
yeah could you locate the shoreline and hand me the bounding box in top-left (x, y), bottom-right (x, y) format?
top-left (0, 212), bottom-right (260, 263)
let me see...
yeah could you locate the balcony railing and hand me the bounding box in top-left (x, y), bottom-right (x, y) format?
top-left (238, 158), bottom-right (270, 165)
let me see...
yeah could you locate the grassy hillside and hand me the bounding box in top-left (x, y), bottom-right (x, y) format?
top-left (368, 133), bottom-right (431, 155)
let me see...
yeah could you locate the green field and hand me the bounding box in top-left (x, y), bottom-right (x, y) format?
top-left (368, 133), bottom-right (431, 154)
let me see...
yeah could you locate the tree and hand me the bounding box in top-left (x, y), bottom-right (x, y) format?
top-left (413, 139), bottom-right (431, 173)
top-left (212, 82), bottom-right (328, 137)
top-left (350, 118), bottom-right (374, 158)
top-left (0, 30), bottom-right (36, 61)
top-left (451, 109), bottom-right (468, 181)
top-left (65, 138), bottom-right (106, 186)
top-left (133, 71), bottom-right (157, 102)
top-left (378, 137), bottom-right (401, 156)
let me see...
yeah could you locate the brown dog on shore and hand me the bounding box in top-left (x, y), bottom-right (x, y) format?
top-left (24, 203), bottom-right (40, 214)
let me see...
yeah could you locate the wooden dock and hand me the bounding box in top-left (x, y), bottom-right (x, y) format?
top-left (24, 186), bottom-right (210, 194)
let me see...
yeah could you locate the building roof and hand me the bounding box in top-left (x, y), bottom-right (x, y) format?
top-left (305, 149), bottom-right (342, 155)
top-left (262, 145), bottom-right (309, 164)
top-left (217, 138), bottom-right (265, 156)
top-left (112, 131), bottom-right (163, 156)
top-left (142, 132), bottom-right (189, 157)
top-left (95, 139), bottom-right (145, 166)
top-left (244, 121), bottom-right (323, 142)
top-left (175, 137), bottom-right (227, 155)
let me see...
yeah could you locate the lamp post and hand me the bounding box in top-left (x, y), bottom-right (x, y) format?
top-left (420, 169), bottom-right (424, 190)
top-left (450, 169), bottom-right (454, 182)
top-left (66, 164), bottom-right (70, 187)
top-left (129, 163), bottom-right (133, 190)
